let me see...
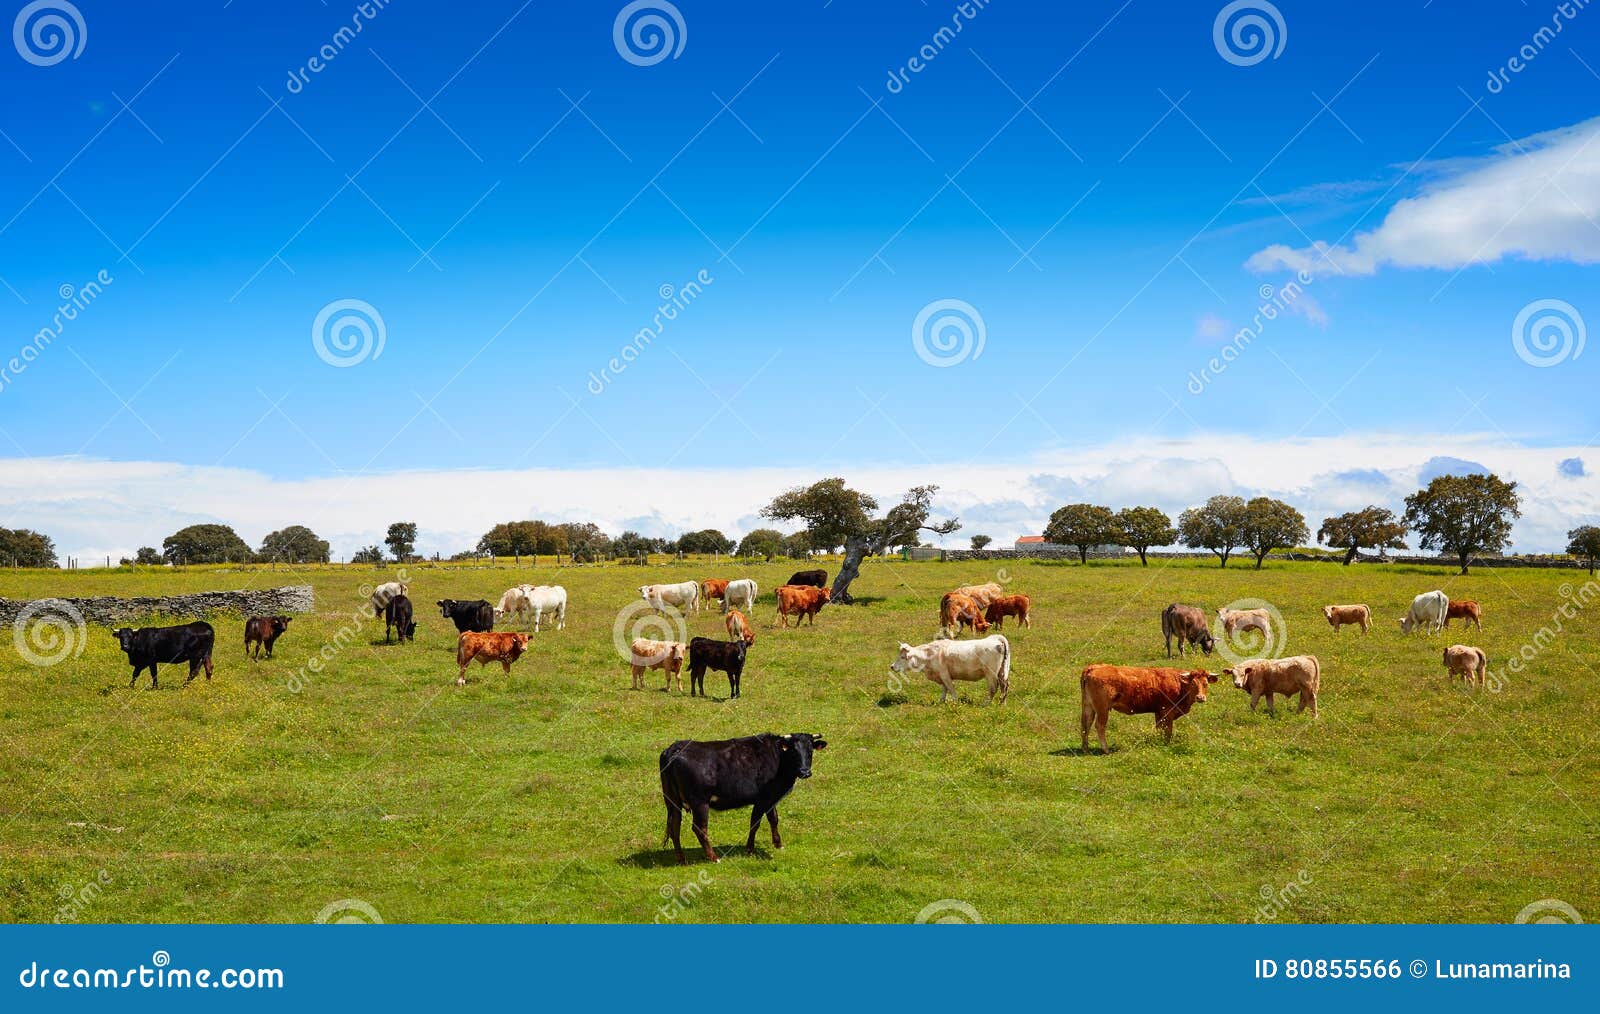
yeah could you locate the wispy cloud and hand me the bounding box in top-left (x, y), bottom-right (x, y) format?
top-left (1248, 115), bottom-right (1600, 275)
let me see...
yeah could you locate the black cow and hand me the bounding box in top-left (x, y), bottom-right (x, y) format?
top-left (436, 598), bottom-right (494, 633)
top-left (785, 568), bottom-right (827, 588)
top-left (385, 594), bottom-right (416, 644)
top-left (243, 615), bottom-right (291, 660)
top-left (688, 636), bottom-right (748, 698)
top-left (113, 622), bottom-right (215, 689)
top-left (659, 732), bottom-right (828, 864)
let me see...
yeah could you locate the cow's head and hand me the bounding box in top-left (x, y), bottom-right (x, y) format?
top-left (437, 599), bottom-right (455, 617)
top-left (404, 620), bottom-right (418, 638)
top-left (1322, 605), bottom-right (1334, 624)
top-left (638, 586), bottom-right (653, 601)
top-left (781, 732), bottom-right (828, 778)
top-left (972, 611), bottom-right (990, 632)
top-left (1196, 630), bottom-right (1215, 654)
top-left (271, 616), bottom-right (292, 635)
top-left (889, 642), bottom-right (928, 673)
top-left (1182, 669), bottom-right (1218, 702)
top-left (1398, 614), bottom-right (1413, 633)
top-left (509, 633), bottom-right (530, 656)
top-left (1224, 663), bottom-right (1253, 690)
top-left (112, 628), bottom-right (136, 653)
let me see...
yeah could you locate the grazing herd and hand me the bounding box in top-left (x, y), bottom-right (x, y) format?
top-left (87, 564), bottom-right (1497, 865)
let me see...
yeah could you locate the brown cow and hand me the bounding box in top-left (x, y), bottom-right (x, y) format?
top-left (724, 609), bottom-right (755, 645)
top-left (701, 579), bottom-right (730, 603)
top-left (1445, 599), bottom-right (1482, 630)
top-left (1225, 655), bottom-right (1321, 717)
top-left (1322, 604), bottom-right (1370, 634)
top-left (954, 582), bottom-right (1004, 609)
top-left (243, 615), bottom-right (291, 660)
top-left (456, 631), bottom-right (531, 681)
top-left (1443, 644), bottom-right (1488, 687)
top-left (776, 585), bottom-right (830, 627)
top-left (1080, 663), bottom-right (1217, 751)
top-left (983, 594), bottom-right (1031, 630)
top-left (1160, 603), bottom-right (1214, 657)
top-left (630, 637), bottom-right (686, 691)
top-left (938, 592), bottom-right (990, 639)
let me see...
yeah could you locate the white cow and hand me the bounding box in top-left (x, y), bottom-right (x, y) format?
top-left (497, 584), bottom-right (567, 631)
top-left (890, 635), bottom-right (1011, 704)
top-left (723, 578), bottom-right (757, 614)
top-left (641, 581), bottom-right (699, 614)
top-left (370, 581), bottom-right (408, 617)
top-left (1401, 590), bottom-right (1448, 635)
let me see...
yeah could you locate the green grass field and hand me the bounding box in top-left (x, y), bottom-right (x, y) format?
top-left (1, 557), bottom-right (1596, 924)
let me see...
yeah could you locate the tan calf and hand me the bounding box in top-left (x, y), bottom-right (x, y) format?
top-left (1443, 644), bottom-right (1487, 687)
top-left (1322, 603), bottom-right (1370, 634)
top-left (1225, 655), bottom-right (1321, 717)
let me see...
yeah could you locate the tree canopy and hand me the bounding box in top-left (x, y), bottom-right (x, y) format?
top-left (1403, 473), bottom-right (1521, 574)
top-left (1240, 497), bottom-right (1309, 569)
top-left (258, 525), bottom-right (331, 564)
top-left (163, 524), bottom-right (252, 565)
top-left (763, 478), bottom-right (958, 600)
top-left (1317, 506), bottom-right (1409, 565)
top-left (0, 527), bottom-right (58, 568)
top-left (1043, 503), bottom-right (1118, 564)
top-left (969, 534), bottom-right (993, 550)
top-left (1178, 495), bottom-right (1248, 567)
top-left (1568, 525), bottom-right (1600, 575)
top-left (737, 528), bottom-right (786, 560)
top-left (385, 522), bottom-right (418, 562)
top-left (1114, 506), bottom-right (1176, 566)
top-left (677, 528), bottom-right (735, 554)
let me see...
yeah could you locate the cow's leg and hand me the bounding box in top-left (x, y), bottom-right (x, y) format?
top-left (148, 664), bottom-right (158, 689)
top-left (746, 806), bottom-right (764, 853)
top-left (184, 659), bottom-right (200, 686)
top-left (666, 803), bottom-right (685, 864)
top-left (766, 806), bottom-right (781, 848)
top-left (1080, 698), bottom-right (1092, 751)
top-left (1160, 718), bottom-right (1174, 744)
top-left (1096, 709), bottom-right (1108, 753)
top-left (1249, 690), bottom-right (1261, 712)
top-left (691, 804), bottom-right (717, 863)
top-left (203, 654), bottom-right (214, 680)
top-left (129, 666), bottom-right (140, 689)
top-left (1264, 692), bottom-right (1276, 716)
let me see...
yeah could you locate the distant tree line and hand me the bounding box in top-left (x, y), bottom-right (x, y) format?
top-left (9, 471), bottom-right (1560, 579)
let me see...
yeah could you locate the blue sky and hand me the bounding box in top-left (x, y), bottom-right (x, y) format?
top-left (1, 0), bottom-right (1598, 558)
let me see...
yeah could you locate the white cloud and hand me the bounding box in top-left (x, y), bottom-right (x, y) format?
top-left (1247, 115), bottom-right (1600, 275)
top-left (2, 432), bottom-right (1597, 564)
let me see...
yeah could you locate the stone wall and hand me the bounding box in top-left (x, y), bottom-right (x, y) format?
top-left (0, 586), bottom-right (315, 626)
top-left (940, 549), bottom-right (1590, 570)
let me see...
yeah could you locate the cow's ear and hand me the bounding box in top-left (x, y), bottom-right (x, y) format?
top-left (812, 736), bottom-right (827, 750)
top-left (1204, 672), bottom-right (1218, 683)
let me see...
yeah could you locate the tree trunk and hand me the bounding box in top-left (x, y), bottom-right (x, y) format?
top-left (1137, 547), bottom-right (1148, 566)
top-left (1459, 550), bottom-right (1470, 575)
top-left (1343, 545), bottom-right (1357, 566)
top-left (1078, 546), bottom-right (1088, 564)
top-left (831, 537), bottom-right (870, 603)
top-left (1254, 550), bottom-right (1266, 569)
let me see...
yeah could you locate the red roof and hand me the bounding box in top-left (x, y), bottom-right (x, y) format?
top-left (1016, 536), bottom-right (1046, 544)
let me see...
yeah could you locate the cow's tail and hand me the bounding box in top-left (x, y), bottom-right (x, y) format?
top-left (996, 635), bottom-right (1011, 700)
top-left (1310, 654), bottom-right (1321, 694)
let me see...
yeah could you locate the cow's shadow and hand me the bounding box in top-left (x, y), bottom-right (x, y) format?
top-left (1051, 746), bottom-right (1118, 757)
top-left (621, 844), bottom-right (773, 869)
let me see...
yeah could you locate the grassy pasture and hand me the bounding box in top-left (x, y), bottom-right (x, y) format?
top-left (0, 557), bottom-right (1596, 924)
